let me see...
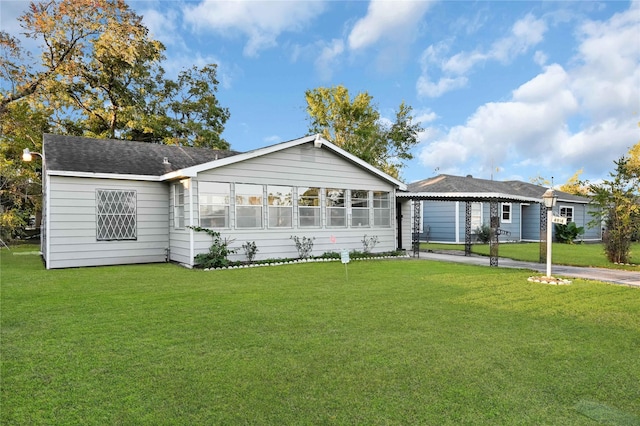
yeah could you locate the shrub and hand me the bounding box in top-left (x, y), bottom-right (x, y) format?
top-left (361, 235), bottom-right (379, 253)
top-left (474, 224), bottom-right (491, 243)
top-left (241, 241), bottom-right (258, 263)
top-left (554, 222), bottom-right (585, 244)
top-left (189, 226), bottom-right (236, 268)
top-left (291, 235), bottom-right (315, 259)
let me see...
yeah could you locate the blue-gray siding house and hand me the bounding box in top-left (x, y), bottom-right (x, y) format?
top-left (406, 175), bottom-right (601, 244)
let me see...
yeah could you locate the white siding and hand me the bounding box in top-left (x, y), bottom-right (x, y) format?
top-left (179, 143), bottom-right (399, 266)
top-left (46, 176), bottom-right (169, 269)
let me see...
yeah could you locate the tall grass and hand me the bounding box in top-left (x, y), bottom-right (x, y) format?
top-left (2, 247), bottom-right (639, 425)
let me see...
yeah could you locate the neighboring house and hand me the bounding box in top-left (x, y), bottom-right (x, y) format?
top-left (40, 134), bottom-right (407, 269)
top-left (405, 174), bottom-right (601, 244)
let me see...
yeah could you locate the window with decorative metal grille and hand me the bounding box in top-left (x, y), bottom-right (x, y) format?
top-left (96, 190), bottom-right (137, 241)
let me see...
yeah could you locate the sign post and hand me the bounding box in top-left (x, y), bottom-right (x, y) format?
top-left (341, 249), bottom-right (350, 281)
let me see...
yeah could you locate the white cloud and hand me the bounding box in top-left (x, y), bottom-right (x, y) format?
top-left (314, 39), bottom-right (345, 80)
top-left (418, 3), bottom-right (640, 180)
top-left (182, 1), bottom-right (326, 57)
top-left (347, 0), bottom-right (433, 51)
top-left (417, 13), bottom-right (547, 98)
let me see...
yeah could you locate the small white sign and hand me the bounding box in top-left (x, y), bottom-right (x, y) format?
top-left (552, 216), bottom-right (567, 225)
top-left (341, 249), bottom-right (350, 264)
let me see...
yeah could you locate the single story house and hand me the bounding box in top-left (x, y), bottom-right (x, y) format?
top-left (40, 134), bottom-right (411, 269)
top-left (405, 174), bottom-right (601, 244)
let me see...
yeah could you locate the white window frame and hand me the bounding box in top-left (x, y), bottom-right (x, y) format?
top-left (268, 185), bottom-right (293, 228)
top-left (501, 203), bottom-right (512, 224)
top-left (326, 188), bottom-right (346, 228)
top-left (174, 183), bottom-right (185, 229)
top-left (350, 190), bottom-right (370, 227)
top-left (235, 183), bottom-right (263, 229)
top-left (559, 205), bottom-right (574, 223)
top-left (471, 202), bottom-right (483, 230)
top-left (96, 189), bottom-right (137, 241)
top-left (199, 182), bottom-right (230, 228)
top-left (298, 187), bottom-right (321, 228)
top-left (373, 191), bottom-right (391, 228)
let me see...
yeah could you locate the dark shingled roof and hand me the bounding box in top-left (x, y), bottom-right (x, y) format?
top-left (406, 174), bottom-right (590, 203)
top-left (43, 134), bottom-right (240, 176)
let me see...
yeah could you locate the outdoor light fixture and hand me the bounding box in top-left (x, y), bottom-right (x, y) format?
top-left (22, 148), bottom-right (43, 162)
top-left (542, 188), bottom-right (557, 277)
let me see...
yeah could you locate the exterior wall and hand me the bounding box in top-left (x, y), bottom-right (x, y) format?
top-left (421, 201), bottom-right (456, 242)
top-left (176, 143), bottom-right (398, 266)
top-left (556, 202), bottom-right (601, 241)
top-left (46, 176), bottom-right (169, 269)
top-left (398, 200), bottom-right (412, 252)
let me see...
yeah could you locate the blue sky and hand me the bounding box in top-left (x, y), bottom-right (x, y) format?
top-left (2, 1), bottom-right (639, 185)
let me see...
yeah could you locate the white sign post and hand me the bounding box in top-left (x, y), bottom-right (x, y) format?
top-left (341, 249), bottom-right (350, 281)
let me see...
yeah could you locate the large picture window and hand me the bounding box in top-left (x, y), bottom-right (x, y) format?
top-left (236, 183), bottom-right (263, 228)
top-left (174, 184), bottom-right (184, 229)
top-left (268, 185), bottom-right (293, 228)
top-left (96, 189), bottom-right (137, 240)
top-left (299, 187), bottom-right (320, 227)
top-left (351, 190), bottom-right (370, 227)
top-left (326, 188), bottom-right (346, 227)
top-left (199, 182), bottom-right (230, 228)
top-left (373, 191), bottom-right (391, 227)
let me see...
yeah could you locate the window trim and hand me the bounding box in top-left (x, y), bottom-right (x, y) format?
top-left (373, 191), bottom-right (391, 228)
top-left (174, 183), bottom-right (185, 230)
top-left (96, 189), bottom-right (137, 241)
top-left (350, 189), bottom-right (370, 228)
top-left (325, 188), bottom-right (347, 228)
top-left (267, 185), bottom-right (293, 229)
top-left (198, 181), bottom-right (230, 229)
top-left (235, 183), bottom-right (264, 229)
top-left (298, 187), bottom-right (321, 228)
top-left (559, 205), bottom-right (574, 223)
top-left (501, 203), bottom-right (512, 224)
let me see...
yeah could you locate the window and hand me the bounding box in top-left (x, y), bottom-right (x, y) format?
top-left (351, 190), bottom-right (370, 227)
top-left (471, 202), bottom-right (483, 229)
top-left (299, 187), bottom-right (320, 227)
top-left (268, 185), bottom-right (293, 228)
top-left (96, 189), bottom-right (137, 240)
top-left (174, 184), bottom-right (184, 229)
top-left (326, 188), bottom-right (346, 227)
top-left (199, 182), bottom-right (230, 228)
top-left (373, 191), bottom-right (391, 227)
top-left (560, 206), bottom-right (574, 222)
top-left (501, 203), bottom-right (512, 223)
top-left (236, 183), bottom-right (263, 228)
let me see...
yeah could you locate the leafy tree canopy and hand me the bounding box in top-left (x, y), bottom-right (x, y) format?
top-left (0, 0), bottom-right (230, 240)
top-left (305, 85), bottom-right (423, 180)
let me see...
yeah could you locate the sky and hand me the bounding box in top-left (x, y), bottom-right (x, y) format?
top-left (2, 0), bottom-right (639, 185)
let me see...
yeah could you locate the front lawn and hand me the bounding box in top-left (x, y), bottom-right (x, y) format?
top-left (421, 242), bottom-right (640, 270)
top-left (2, 247), bottom-right (639, 424)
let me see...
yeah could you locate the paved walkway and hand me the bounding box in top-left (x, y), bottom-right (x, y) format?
top-left (415, 251), bottom-right (640, 287)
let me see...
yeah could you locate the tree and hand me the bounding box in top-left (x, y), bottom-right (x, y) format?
top-left (305, 85), bottom-right (422, 179)
top-left (0, 0), bottom-right (230, 240)
top-left (588, 153), bottom-right (640, 264)
top-left (559, 169), bottom-right (590, 196)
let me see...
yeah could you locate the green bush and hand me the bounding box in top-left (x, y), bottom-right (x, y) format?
top-left (554, 222), bottom-right (585, 244)
top-left (474, 224), bottom-right (491, 243)
top-left (189, 226), bottom-right (237, 268)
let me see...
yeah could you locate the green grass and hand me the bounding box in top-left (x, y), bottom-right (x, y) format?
top-left (421, 242), bottom-right (640, 270)
top-left (2, 246), bottom-right (640, 425)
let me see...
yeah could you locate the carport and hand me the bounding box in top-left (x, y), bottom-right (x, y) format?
top-left (396, 191), bottom-right (549, 267)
